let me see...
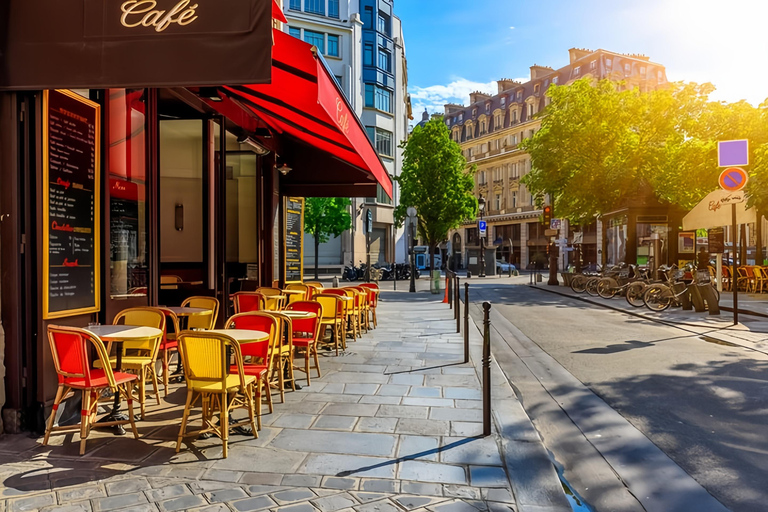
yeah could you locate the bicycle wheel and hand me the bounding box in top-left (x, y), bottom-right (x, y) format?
top-left (585, 277), bottom-right (600, 296)
top-left (597, 278), bottom-right (617, 299)
top-left (625, 282), bottom-right (647, 307)
top-left (643, 284), bottom-right (672, 311)
top-left (570, 274), bottom-right (587, 293)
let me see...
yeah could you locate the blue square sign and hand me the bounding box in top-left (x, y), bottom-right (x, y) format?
top-left (718, 140), bottom-right (749, 167)
top-left (478, 221), bottom-right (487, 230)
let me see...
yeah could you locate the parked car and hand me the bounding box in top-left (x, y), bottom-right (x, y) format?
top-left (496, 260), bottom-right (516, 274)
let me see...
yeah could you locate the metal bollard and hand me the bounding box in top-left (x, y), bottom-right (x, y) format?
top-left (508, 265), bottom-right (512, 278)
top-left (464, 283), bottom-right (470, 364)
top-left (455, 276), bottom-right (460, 333)
top-left (448, 271), bottom-right (453, 309)
top-left (482, 301), bottom-right (492, 437)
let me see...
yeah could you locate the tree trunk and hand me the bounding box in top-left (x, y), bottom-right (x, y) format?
top-left (314, 235), bottom-right (320, 280)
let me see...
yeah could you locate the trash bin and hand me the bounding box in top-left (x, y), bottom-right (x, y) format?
top-left (430, 270), bottom-right (441, 294)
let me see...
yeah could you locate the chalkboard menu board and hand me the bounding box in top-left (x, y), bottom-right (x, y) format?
top-left (43, 90), bottom-right (101, 319)
top-left (709, 227), bottom-right (725, 254)
top-left (284, 197), bottom-right (304, 283)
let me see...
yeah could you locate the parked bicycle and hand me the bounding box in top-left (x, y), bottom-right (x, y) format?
top-left (642, 267), bottom-right (720, 311)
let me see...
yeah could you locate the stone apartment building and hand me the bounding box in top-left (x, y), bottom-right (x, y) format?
top-left (446, 48), bottom-right (668, 271)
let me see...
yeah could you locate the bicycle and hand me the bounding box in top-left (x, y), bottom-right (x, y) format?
top-left (596, 265), bottom-right (650, 299)
top-left (643, 269), bottom-right (720, 311)
top-left (625, 265), bottom-right (676, 307)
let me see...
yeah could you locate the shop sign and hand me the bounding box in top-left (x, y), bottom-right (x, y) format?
top-left (709, 227), bottom-right (725, 254)
top-left (43, 90), bottom-right (101, 319)
top-left (284, 197), bottom-right (304, 283)
top-left (1, 0), bottom-right (272, 90)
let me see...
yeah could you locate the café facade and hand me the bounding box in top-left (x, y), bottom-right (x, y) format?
top-left (0, 0), bottom-right (392, 433)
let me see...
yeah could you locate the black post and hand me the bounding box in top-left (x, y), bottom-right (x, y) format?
top-left (455, 276), bottom-right (460, 333)
top-left (732, 203), bottom-right (739, 325)
top-left (409, 223), bottom-right (416, 293)
top-left (448, 270), bottom-right (453, 309)
top-left (482, 301), bottom-right (492, 437)
top-left (464, 283), bottom-right (470, 364)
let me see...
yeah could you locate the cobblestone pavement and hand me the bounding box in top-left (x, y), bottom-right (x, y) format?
top-left (0, 291), bottom-right (517, 512)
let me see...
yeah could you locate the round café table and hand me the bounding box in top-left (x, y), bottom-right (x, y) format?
top-left (85, 324), bottom-right (163, 434)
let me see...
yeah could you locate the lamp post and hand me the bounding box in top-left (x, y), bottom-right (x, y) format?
top-left (478, 195), bottom-right (486, 278)
top-left (407, 206), bottom-right (417, 293)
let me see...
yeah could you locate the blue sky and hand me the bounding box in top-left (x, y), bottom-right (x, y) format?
top-left (398, 0), bottom-right (768, 115)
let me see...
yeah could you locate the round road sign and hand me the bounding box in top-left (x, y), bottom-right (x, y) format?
top-left (719, 167), bottom-right (749, 191)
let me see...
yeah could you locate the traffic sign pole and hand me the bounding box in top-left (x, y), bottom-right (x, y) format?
top-left (732, 203), bottom-right (738, 325)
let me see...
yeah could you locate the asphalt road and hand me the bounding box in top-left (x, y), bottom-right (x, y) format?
top-left (470, 278), bottom-right (768, 512)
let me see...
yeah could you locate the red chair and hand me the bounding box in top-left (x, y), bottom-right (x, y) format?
top-left (44, 326), bottom-right (140, 455)
top-left (225, 312), bottom-right (280, 429)
top-left (286, 301), bottom-right (323, 385)
top-left (156, 307), bottom-right (181, 397)
top-left (359, 283), bottom-right (379, 329)
top-left (233, 292), bottom-right (267, 313)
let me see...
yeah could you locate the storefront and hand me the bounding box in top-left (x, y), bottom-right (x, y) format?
top-left (0, 1), bottom-right (391, 433)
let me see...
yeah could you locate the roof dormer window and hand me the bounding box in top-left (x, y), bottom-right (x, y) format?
top-left (590, 60), bottom-right (597, 70)
top-left (574, 66), bottom-right (580, 75)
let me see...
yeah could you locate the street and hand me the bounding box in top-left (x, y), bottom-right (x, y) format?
top-left (468, 277), bottom-right (768, 512)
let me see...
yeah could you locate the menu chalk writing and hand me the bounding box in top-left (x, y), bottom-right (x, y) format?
top-left (284, 197), bottom-right (304, 283)
top-left (43, 90), bottom-right (100, 319)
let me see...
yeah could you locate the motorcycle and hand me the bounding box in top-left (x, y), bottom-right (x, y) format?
top-left (342, 263), bottom-right (357, 282)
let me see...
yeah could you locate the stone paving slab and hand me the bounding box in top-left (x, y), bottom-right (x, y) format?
top-left (0, 291), bottom-right (524, 512)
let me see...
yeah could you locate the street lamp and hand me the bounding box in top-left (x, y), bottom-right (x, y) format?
top-left (407, 206), bottom-right (417, 293)
top-left (478, 195), bottom-right (486, 278)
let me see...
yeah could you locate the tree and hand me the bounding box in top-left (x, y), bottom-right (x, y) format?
top-left (304, 197), bottom-right (352, 279)
top-left (394, 118), bottom-right (477, 275)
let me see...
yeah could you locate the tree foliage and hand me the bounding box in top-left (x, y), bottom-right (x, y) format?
top-left (394, 118), bottom-right (477, 269)
top-left (520, 78), bottom-right (768, 223)
top-left (304, 197), bottom-right (352, 278)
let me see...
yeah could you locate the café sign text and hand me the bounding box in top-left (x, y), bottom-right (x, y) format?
top-left (121, 0), bottom-right (199, 32)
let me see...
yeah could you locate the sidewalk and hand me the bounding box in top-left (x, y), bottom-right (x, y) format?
top-left (0, 289), bottom-right (556, 512)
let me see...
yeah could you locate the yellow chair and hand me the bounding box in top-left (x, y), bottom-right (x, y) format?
top-left (285, 283), bottom-right (310, 304)
top-left (175, 331), bottom-right (258, 458)
top-left (350, 287), bottom-right (371, 333)
top-left (305, 283), bottom-right (323, 299)
top-left (100, 308), bottom-right (165, 419)
top-left (314, 294), bottom-right (344, 354)
top-left (161, 275), bottom-right (183, 290)
top-left (257, 287), bottom-right (287, 310)
top-left (752, 266), bottom-right (768, 293)
top-left (181, 296), bottom-right (219, 330)
top-left (156, 308), bottom-right (181, 397)
top-left (263, 312), bottom-right (296, 403)
top-left (324, 289), bottom-right (360, 340)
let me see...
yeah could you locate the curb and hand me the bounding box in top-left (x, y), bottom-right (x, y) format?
top-left (461, 299), bottom-right (572, 512)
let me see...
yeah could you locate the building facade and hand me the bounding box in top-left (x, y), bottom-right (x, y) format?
top-left (446, 48), bottom-right (668, 271)
top-left (285, 0), bottom-right (410, 272)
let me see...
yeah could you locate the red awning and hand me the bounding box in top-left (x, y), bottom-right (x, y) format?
top-left (272, 0), bottom-right (288, 23)
top-left (209, 30), bottom-right (392, 199)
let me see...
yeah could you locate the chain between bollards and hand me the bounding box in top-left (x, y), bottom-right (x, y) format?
top-left (482, 301), bottom-right (492, 437)
top-left (455, 275), bottom-right (460, 332)
top-left (463, 283), bottom-right (470, 364)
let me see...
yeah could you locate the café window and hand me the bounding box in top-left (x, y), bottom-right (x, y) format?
top-left (304, 30), bottom-right (325, 54)
top-left (108, 89), bottom-right (148, 298)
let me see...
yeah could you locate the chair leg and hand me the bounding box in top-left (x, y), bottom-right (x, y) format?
top-left (373, 308), bottom-right (377, 328)
top-left (304, 347), bottom-right (311, 386)
top-left (162, 349), bottom-right (169, 397)
top-left (220, 393), bottom-right (229, 459)
top-left (139, 372), bottom-right (146, 420)
top-left (255, 379), bottom-right (262, 430)
top-left (176, 389), bottom-right (193, 453)
top-left (79, 390), bottom-right (90, 455)
top-left (43, 385), bottom-right (65, 446)
top-left (277, 359), bottom-right (286, 403)
top-left (124, 384), bottom-right (140, 439)
top-left (246, 384), bottom-right (258, 438)
top-left (312, 343), bottom-right (321, 379)
top-left (150, 367), bottom-right (161, 405)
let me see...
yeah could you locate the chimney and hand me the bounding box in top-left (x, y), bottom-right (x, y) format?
top-left (568, 47), bottom-right (593, 64)
top-left (497, 78), bottom-right (521, 93)
top-left (469, 91), bottom-right (491, 105)
top-left (444, 103), bottom-right (464, 115)
top-left (529, 65), bottom-right (554, 81)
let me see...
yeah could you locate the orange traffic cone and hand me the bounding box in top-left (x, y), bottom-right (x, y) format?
top-left (442, 275), bottom-right (449, 303)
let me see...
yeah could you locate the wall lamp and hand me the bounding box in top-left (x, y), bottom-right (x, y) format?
top-left (175, 204), bottom-right (184, 231)
top-left (237, 134), bottom-right (271, 156)
top-left (276, 162), bottom-right (292, 176)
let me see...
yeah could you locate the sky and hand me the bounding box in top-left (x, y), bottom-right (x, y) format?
top-left (397, 0), bottom-right (768, 116)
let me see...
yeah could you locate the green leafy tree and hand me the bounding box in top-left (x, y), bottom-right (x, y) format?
top-left (304, 197), bottom-right (352, 279)
top-left (394, 118), bottom-right (477, 273)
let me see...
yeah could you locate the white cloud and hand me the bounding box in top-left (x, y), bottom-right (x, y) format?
top-left (410, 78), bottom-right (497, 116)
top-left (509, 26), bottom-right (515, 30)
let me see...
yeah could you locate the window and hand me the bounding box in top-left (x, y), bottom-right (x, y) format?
top-left (459, 113), bottom-right (463, 121)
top-left (289, 0), bottom-right (300, 9)
top-left (289, 27), bottom-right (301, 39)
top-left (472, 108), bottom-right (477, 117)
top-left (511, 110), bottom-right (517, 123)
top-left (378, 49), bottom-right (391, 72)
top-left (304, 0), bottom-right (324, 14)
top-left (606, 58), bottom-right (612, 68)
top-left (528, 104), bottom-right (534, 117)
top-left (516, 91), bottom-right (523, 101)
top-left (375, 184), bottom-right (391, 205)
top-left (363, 43), bottom-right (374, 66)
top-left (364, 84), bottom-right (393, 113)
top-left (511, 191), bottom-right (517, 209)
top-left (327, 34), bottom-right (339, 57)
top-left (334, 75), bottom-right (343, 88)
top-left (501, 96), bottom-right (506, 107)
top-left (479, 171), bottom-right (486, 185)
top-left (481, 121), bottom-right (485, 134)
top-left (574, 66), bottom-right (580, 75)
top-left (624, 63), bottom-right (631, 74)
top-left (328, 0), bottom-right (339, 18)
top-left (365, 126), bottom-right (375, 143)
top-left (303, 30), bottom-right (324, 54)
top-left (534, 84), bottom-right (540, 94)
top-left (377, 13), bottom-right (390, 35)
top-left (495, 194), bottom-right (502, 210)
top-left (363, 7), bottom-right (373, 28)
top-left (657, 70), bottom-right (663, 81)
top-left (590, 60), bottom-right (597, 70)
top-left (544, 79), bottom-right (549, 87)
top-left (373, 128), bottom-right (393, 157)
top-left (485, 103), bottom-right (490, 113)
top-left (552, 76), bottom-right (558, 84)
